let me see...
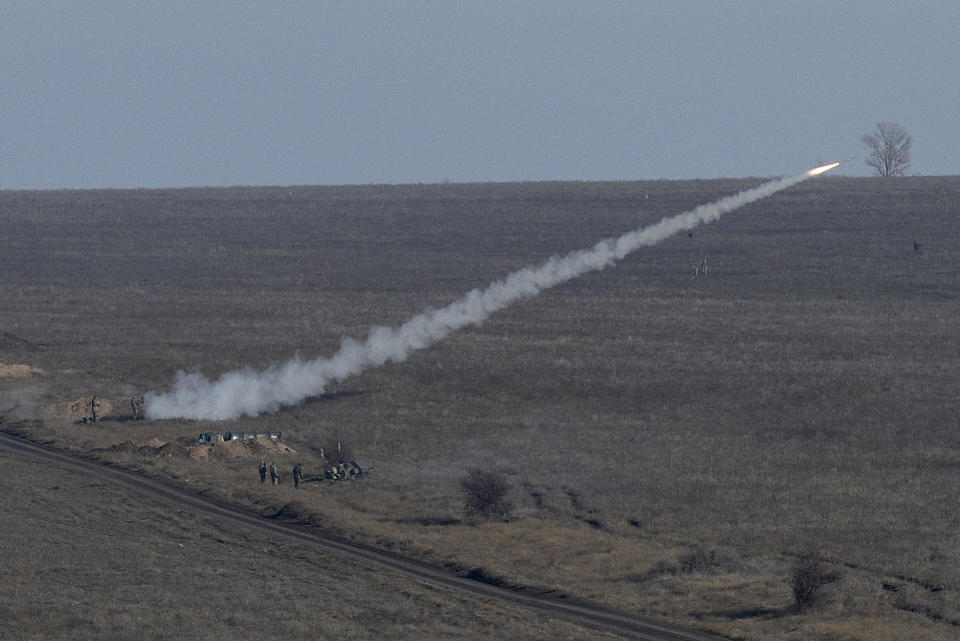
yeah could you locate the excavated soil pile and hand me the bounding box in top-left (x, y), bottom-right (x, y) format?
top-left (0, 363), bottom-right (45, 378)
top-left (154, 441), bottom-right (190, 458)
top-left (48, 397), bottom-right (116, 421)
top-left (98, 439), bottom-right (185, 459)
top-left (187, 438), bottom-right (296, 462)
top-left (135, 438), bottom-right (175, 456)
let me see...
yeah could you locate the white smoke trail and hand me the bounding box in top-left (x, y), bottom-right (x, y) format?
top-left (146, 164), bottom-right (837, 420)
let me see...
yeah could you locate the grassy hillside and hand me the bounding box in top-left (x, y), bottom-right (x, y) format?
top-left (2, 175), bottom-right (959, 639)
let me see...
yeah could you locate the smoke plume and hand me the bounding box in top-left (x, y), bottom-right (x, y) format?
top-left (146, 165), bottom-right (834, 420)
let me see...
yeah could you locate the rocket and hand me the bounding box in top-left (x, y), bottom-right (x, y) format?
top-left (807, 157), bottom-right (854, 177)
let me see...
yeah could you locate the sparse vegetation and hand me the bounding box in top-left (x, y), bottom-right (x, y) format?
top-left (677, 546), bottom-right (738, 575)
top-left (790, 551), bottom-right (842, 612)
top-left (460, 468), bottom-right (513, 522)
top-left (3, 176), bottom-right (960, 639)
top-left (0, 443), bottom-right (594, 641)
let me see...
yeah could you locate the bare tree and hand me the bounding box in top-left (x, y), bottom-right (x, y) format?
top-left (861, 121), bottom-right (912, 176)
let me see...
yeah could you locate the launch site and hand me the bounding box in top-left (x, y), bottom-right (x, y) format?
top-left (4, 2), bottom-right (959, 639)
top-left (2, 173), bottom-right (959, 640)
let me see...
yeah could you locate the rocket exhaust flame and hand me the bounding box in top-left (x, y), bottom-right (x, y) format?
top-left (146, 162), bottom-right (841, 420)
top-left (807, 162), bottom-right (841, 176)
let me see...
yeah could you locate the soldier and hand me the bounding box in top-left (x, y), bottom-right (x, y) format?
top-left (130, 394), bottom-right (145, 420)
top-left (269, 461), bottom-right (279, 485)
top-left (259, 460), bottom-right (267, 484)
top-left (292, 462), bottom-right (303, 489)
top-left (696, 256), bottom-right (708, 276)
top-left (90, 396), bottom-right (101, 423)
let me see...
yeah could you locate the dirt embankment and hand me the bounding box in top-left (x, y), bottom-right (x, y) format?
top-left (187, 438), bottom-right (297, 461)
top-left (106, 436), bottom-right (298, 461)
top-left (47, 397), bottom-right (116, 422)
top-left (0, 363), bottom-right (45, 379)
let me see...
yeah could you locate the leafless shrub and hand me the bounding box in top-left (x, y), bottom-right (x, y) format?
top-left (790, 551), bottom-right (842, 612)
top-left (460, 468), bottom-right (512, 523)
top-left (678, 546), bottom-right (738, 574)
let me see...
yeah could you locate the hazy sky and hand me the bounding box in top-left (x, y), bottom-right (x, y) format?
top-left (2, 1), bottom-right (957, 189)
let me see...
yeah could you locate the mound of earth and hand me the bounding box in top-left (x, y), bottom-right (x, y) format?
top-left (0, 363), bottom-right (45, 378)
top-left (154, 441), bottom-right (190, 458)
top-left (48, 397), bottom-right (116, 422)
top-left (187, 438), bottom-right (296, 462)
top-left (103, 441), bottom-right (138, 453)
top-left (134, 437), bottom-right (174, 456)
top-left (98, 439), bottom-right (182, 458)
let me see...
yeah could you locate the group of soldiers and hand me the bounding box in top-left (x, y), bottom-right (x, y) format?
top-left (259, 460), bottom-right (305, 488)
top-left (257, 459), bottom-right (363, 487)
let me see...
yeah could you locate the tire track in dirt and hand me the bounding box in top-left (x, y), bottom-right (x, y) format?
top-left (0, 430), bottom-right (726, 641)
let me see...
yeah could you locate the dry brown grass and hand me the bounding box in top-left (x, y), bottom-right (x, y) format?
top-left (3, 176), bottom-right (960, 639)
top-left (0, 362), bottom-right (45, 378)
top-left (0, 445), bottom-right (610, 640)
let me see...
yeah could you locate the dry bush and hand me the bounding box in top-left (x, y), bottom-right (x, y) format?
top-left (460, 468), bottom-right (512, 523)
top-left (791, 551), bottom-right (842, 612)
top-left (677, 546), bottom-right (739, 574)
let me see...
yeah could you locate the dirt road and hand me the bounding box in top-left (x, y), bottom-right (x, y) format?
top-left (0, 430), bottom-right (725, 641)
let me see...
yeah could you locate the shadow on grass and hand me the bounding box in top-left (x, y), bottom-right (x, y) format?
top-left (466, 566), bottom-right (503, 585)
top-left (456, 565), bottom-right (576, 601)
top-left (395, 517), bottom-right (461, 526)
top-left (265, 503), bottom-right (323, 527)
top-left (697, 606), bottom-right (793, 620)
top-left (96, 414), bottom-right (142, 424)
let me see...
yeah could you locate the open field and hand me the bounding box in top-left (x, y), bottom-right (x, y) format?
top-left (0, 443), bottom-right (607, 640)
top-left (2, 175), bottom-right (960, 639)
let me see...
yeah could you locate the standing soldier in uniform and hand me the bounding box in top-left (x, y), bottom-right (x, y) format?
top-left (292, 462), bottom-right (303, 489)
top-left (130, 394), bottom-right (145, 420)
top-left (269, 461), bottom-right (279, 485)
top-left (90, 396), bottom-right (101, 423)
top-left (259, 459), bottom-right (267, 484)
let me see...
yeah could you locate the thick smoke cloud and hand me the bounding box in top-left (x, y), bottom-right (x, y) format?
top-left (146, 166), bottom-right (829, 420)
